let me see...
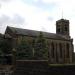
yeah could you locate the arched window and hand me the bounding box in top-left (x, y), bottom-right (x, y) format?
top-left (51, 42), bottom-right (54, 58)
top-left (66, 43), bottom-right (69, 58)
top-left (59, 43), bottom-right (62, 58)
top-left (56, 43), bottom-right (59, 62)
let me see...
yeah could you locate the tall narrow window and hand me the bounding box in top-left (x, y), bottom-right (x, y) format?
top-left (51, 42), bottom-right (54, 58)
top-left (64, 25), bottom-right (68, 31)
top-left (59, 43), bottom-right (62, 58)
top-left (57, 25), bottom-right (61, 34)
top-left (57, 28), bottom-right (60, 32)
top-left (56, 43), bottom-right (58, 62)
top-left (66, 43), bottom-right (69, 58)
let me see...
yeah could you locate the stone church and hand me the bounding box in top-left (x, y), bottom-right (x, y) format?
top-left (5, 18), bottom-right (74, 64)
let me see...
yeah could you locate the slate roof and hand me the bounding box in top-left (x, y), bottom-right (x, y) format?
top-left (5, 26), bottom-right (70, 40)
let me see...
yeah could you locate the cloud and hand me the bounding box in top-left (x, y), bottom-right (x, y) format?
top-left (33, 0), bottom-right (39, 2)
top-left (41, 0), bottom-right (60, 3)
top-left (0, 0), bottom-right (57, 33)
top-left (0, 15), bottom-right (10, 25)
top-left (22, 0), bottom-right (57, 11)
top-left (0, 14), bottom-right (24, 25)
top-left (47, 17), bottom-right (54, 21)
top-left (0, 0), bottom-right (11, 2)
top-left (0, 0), bottom-right (12, 4)
top-left (0, 14), bottom-right (25, 33)
top-left (11, 14), bottom-right (25, 25)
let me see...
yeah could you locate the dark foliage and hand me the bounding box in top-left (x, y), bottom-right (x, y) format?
top-left (34, 32), bottom-right (49, 60)
top-left (0, 38), bottom-right (12, 54)
top-left (16, 32), bottom-right (49, 60)
top-left (16, 39), bottom-right (33, 60)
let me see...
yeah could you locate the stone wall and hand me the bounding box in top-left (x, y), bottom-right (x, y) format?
top-left (12, 60), bottom-right (75, 75)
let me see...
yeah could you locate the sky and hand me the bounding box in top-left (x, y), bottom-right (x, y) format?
top-left (0, 0), bottom-right (75, 50)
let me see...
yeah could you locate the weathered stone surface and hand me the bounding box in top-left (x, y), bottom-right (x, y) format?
top-left (12, 60), bottom-right (75, 75)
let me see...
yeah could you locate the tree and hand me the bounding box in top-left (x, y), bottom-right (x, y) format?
top-left (0, 37), bottom-right (12, 64)
top-left (16, 39), bottom-right (33, 60)
top-left (0, 38), bottom-right (12, 54)
top-left (34, 32), bottom-right (49, 60)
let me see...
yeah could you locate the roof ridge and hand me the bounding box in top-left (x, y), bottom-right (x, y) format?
top-left (7, 26), bottom-right (55, 34)
top-left (5, 26), bottom-right (70, 40)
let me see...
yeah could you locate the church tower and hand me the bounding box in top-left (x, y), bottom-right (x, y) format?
top-left (56, 19), bottom-right (70, 37)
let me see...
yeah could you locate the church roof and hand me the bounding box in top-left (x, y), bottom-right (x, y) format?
top-left (5, 26), bottom-right (70, 40)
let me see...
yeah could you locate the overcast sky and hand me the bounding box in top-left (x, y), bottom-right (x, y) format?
top-left (0, 0), bottom-right (75, 50)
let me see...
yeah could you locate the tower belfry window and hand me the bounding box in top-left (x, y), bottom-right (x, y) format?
top-left (57, 25), bottom-right (61, 33)
top-left (57, 28), bottom-right (60, 32)
top-left (64, 25), bottom-right (67, 31)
